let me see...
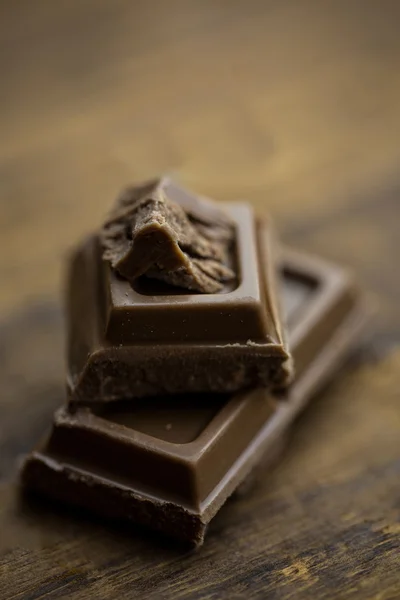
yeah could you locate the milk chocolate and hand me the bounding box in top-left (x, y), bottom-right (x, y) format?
top-left (101, 178), bottom-right (236, 293)
top-left (67, 198), bottom-right (292, 403)
top-left (22, 248), bottom-right (367, 546)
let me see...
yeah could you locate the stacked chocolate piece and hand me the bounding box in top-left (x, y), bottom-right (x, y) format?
top-left (21, 178), bottom-right (367, 546)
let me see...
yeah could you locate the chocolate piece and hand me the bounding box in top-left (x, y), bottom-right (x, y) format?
top-left (101, 178), bottom-right (236, 293)
top-left (21, 248), bottom-right (367, 546)
top-left (67, 208), bottom-right (292, 403)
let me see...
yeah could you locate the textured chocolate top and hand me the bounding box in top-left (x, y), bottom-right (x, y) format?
top-left (101, 178), bottom-right (235, 293)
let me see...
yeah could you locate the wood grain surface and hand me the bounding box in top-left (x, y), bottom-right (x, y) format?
top-left (0, 1), bottom-right (399, 598)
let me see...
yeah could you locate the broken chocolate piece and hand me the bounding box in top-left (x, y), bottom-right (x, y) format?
top-left (101, 177), bottom-right (235, 293)
top-left (21, 247), bottom-right (367, 546)
top-left (67, 209), bottom-right (292, 402)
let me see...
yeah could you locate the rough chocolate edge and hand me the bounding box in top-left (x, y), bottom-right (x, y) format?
top-left (101, 180), bottom-right (236, 293)
top-left (22, 455), bottom-right (207, 547)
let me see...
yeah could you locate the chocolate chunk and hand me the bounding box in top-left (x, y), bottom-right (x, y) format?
top-left (101, 178), bottom-right (235, 293)
top-left (21, 247), bottom-right (367, 546)
top-left (67, 191), bottom-right (292, 402)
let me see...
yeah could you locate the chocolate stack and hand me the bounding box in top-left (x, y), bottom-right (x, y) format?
top-left (21, 178), bottom-right (367, 546)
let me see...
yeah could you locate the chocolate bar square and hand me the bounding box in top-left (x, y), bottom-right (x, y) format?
top-left (67, 193), bottom-right (292, 403)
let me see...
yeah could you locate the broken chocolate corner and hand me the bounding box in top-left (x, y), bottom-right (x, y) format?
top-left (100, 177), bottom-right (236, 293)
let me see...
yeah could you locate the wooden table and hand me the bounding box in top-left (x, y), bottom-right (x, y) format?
top-left (1, 1), bottom-right (399, 598)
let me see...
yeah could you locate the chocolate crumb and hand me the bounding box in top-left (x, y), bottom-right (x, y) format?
top-left (101, 179), bottom-right (236, 293)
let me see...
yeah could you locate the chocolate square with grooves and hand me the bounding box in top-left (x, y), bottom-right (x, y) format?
top-left (66, 198), bottom-right (291, 403)
top-left (102, 204), bottom-right (274, 344)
